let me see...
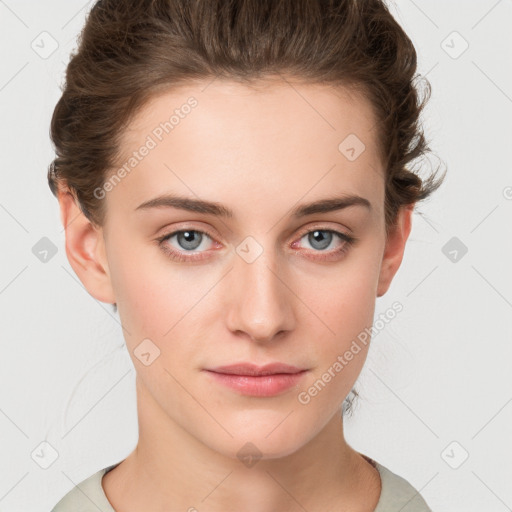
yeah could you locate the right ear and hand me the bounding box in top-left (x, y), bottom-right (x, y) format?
top-left (57, 187), bottom-right (116, 305)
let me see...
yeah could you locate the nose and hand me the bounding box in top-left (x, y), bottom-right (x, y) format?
top-left (225, 248), bottom-right (296, 343)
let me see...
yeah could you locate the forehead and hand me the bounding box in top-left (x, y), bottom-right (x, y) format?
top-left (108, 78), bottom-right (384, 219)
top-left (122, 77), bottom-right (379, 149)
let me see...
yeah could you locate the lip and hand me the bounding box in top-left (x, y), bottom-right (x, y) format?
top-left (203, 362), bottom-right (308, 397)
top-left (207, 362), bottom-right (305, 376)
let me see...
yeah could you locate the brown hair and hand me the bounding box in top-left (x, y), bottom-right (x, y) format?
top-left (48, 0), bottom-right (446, 416)
top-left (48, 0), bottom-right (445, 234)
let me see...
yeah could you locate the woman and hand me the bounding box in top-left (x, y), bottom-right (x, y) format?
top-left (49, 0), bottom-right (445, 510)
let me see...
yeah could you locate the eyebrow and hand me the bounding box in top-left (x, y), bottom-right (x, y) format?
top-left (135, 193), bottom-right (372, 218)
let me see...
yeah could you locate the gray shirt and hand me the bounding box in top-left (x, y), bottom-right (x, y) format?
top-left (51, 457), bottom-right (432, 511)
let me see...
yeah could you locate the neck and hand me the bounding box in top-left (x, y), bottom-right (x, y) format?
top-left (102, 376), bottom-right (380, 512)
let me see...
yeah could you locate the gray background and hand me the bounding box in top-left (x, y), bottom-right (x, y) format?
top-left (0, 0), bottom-right (511, 510)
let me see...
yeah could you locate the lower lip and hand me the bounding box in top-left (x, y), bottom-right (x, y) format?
top-left (204, 370), bottom-right (308, 397)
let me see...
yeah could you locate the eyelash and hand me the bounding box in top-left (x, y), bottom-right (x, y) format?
top-left (156, 227), bottom-right (357, 263)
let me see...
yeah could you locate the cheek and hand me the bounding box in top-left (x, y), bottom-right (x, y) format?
top-left (298, 243), bottom-right (382, 340)
top-left (295, 240), bottom-right (383, 391)
top-left (106, 236), bottom-right (218, 371)
top-left (295, 277), bottom-right (377, 416)
top-left (105, 233), bottom-right (181, 336)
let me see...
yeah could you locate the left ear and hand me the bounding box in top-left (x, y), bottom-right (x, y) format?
top-left (376, 204), bottom-right (414, 297)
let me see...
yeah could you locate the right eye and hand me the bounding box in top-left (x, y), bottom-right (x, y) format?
top-left (156, 229), bottom-right (218, 262)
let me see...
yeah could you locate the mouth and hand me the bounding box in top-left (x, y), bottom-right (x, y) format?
top-left (203, 362), bottom-right (308, 397)
top-left (206, 362), bottom-right (306, 376)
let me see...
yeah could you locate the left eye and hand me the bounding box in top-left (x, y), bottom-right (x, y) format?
top-left (297, 229), bottom-right (348, 251)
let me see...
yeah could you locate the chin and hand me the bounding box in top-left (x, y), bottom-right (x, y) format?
top-left (201, 415), bottom-right (312, 462)
top-left (215, 437), bottom-right (306, 464)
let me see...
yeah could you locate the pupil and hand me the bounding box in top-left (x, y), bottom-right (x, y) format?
top-left (179, 231), bottom-right (201, 250)
top-left (309, 230), bottom-right (331, 250)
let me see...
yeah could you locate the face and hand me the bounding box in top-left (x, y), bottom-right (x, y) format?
top-left (62, 77), bottom-right (411, 461)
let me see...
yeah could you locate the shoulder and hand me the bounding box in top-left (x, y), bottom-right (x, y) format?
top-left (50, 464), bottom-right (119, 512)
top-left (372, 460), bottom-right (433, 512)
top-left (51, 458), bottom-right (432, 512)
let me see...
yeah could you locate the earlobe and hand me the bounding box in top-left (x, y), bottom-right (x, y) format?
top-left (58, 188), bottom-right (116, 304)
top-left (376, 204), bottom-right (414, 298)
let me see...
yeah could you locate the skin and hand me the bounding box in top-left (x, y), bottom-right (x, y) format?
top-left (58, 77), bottom-right (413, 512)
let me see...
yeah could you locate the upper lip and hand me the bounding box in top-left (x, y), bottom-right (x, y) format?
top-left (206, 363), bottom-right (306, 376)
